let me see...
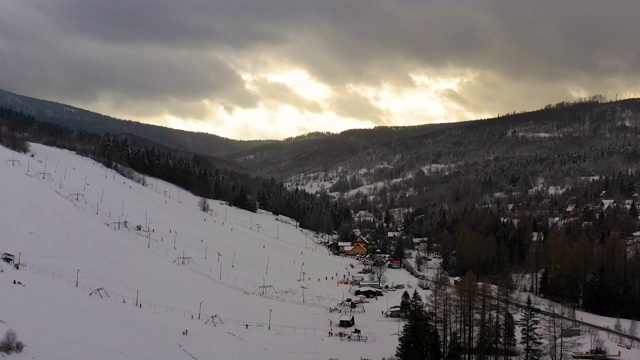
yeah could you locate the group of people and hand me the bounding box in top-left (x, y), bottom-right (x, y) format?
top-left (12, 280), bottom-right (24, 286)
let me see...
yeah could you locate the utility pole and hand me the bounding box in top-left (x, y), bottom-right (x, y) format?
top-left (268, 309), bottom-right (272, 330)
top-left (205, 246), bottom-right (208, 260)
top-left (136, 290), bottom-right (139, 307)
top-left (299, 262), bottom-right (305, 281)
top-left (232, 252), bottom-right (236, 268)
top-left (219, 264), bottom-right (222, 280)
top-left (76, 269), bottom-right (79, 287)
top-left (266, 256), bottom-right (270, 275)
top-left (198, 301), bottom-right (203, 320)
top-left (43, 154), bottom-right (48, 179)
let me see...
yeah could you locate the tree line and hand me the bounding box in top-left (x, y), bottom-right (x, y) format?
top-left (395, 271), bottom-right (578, 360)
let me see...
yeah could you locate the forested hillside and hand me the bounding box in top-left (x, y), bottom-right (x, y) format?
top-left (5, 95), bottom-right (640, 320)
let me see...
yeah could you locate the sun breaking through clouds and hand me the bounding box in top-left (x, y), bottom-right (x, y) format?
top-left (2, 1), bottom-right (640, 140)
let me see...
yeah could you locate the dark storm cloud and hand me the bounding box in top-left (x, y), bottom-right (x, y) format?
top-left (2, 1), bottom-right (640, 137)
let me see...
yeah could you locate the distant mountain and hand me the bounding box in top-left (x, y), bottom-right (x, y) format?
top-left (232, 99), bottom-right (640, 181)
top-left (4, 88), bottom-right (640, 195)
top-left (0, 88), bottom-right (274, 159)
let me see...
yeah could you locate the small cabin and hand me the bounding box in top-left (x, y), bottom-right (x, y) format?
top-left (386, 306), bottom-right (401, 318)
top-left (359, 281), bottom-right (381, 289)
top-left (339, 315), bottom-right (355, 327)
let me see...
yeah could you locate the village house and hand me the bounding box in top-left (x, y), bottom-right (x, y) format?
top-left (336, 235), bottom-right (369, 256)
top-left (352, 235), bottom-right (369, 249)
top-left (354, 210), bottom-right (376, 223)
top-left (599, 199), bottom-right (616, 212)
top-left (623, 199), bottom-right (637, 211)
top-left (565, 203), bottom-right (578, 216)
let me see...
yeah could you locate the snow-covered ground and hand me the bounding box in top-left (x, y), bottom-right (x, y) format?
top-left (2, 142), bottom-right (640, 359)
top-left (0, 143), bottom-right (417, 359)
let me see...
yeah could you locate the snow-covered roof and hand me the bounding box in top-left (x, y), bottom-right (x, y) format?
top-left (600, 199), bottom-right (616, 211)
top-left (354, 235), bottom-right (369, 243)
top-left (357, 286), bottom-right (379, 292)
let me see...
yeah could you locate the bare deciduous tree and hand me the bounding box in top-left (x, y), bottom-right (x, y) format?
top-left (198, 197), bottom-right (210, 212)
top-left (0, 329), bottom-right (24, 354)
top-left (586, 327), bottom-right (607, 356)
top-left (544, 305), bottom-right (580, 360)
top-left (628, 320), bottom-right (638, 348)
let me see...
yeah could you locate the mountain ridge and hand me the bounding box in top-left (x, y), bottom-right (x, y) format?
top-left (0, 88), bottom-right (275, 158)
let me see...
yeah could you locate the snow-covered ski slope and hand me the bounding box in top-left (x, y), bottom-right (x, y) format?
top-left (0, 143), bottom-right (414, 360)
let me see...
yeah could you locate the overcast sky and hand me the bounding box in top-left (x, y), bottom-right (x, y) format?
top-left (2, 1), bottom-right (640, 140)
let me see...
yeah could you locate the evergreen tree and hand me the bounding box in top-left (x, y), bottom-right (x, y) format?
top-left (538, 268), bottom-right (550, 298)
top-left (504, 310), bottom-right (516, 349)
top-left (400, 290), bottom-right (411, 317)
top-left (396, 290), bottom-right (441, 360)
top-left (519, 296), bottom-right (542, 360)
top-left (392, 238), bottom-right (405, 260)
